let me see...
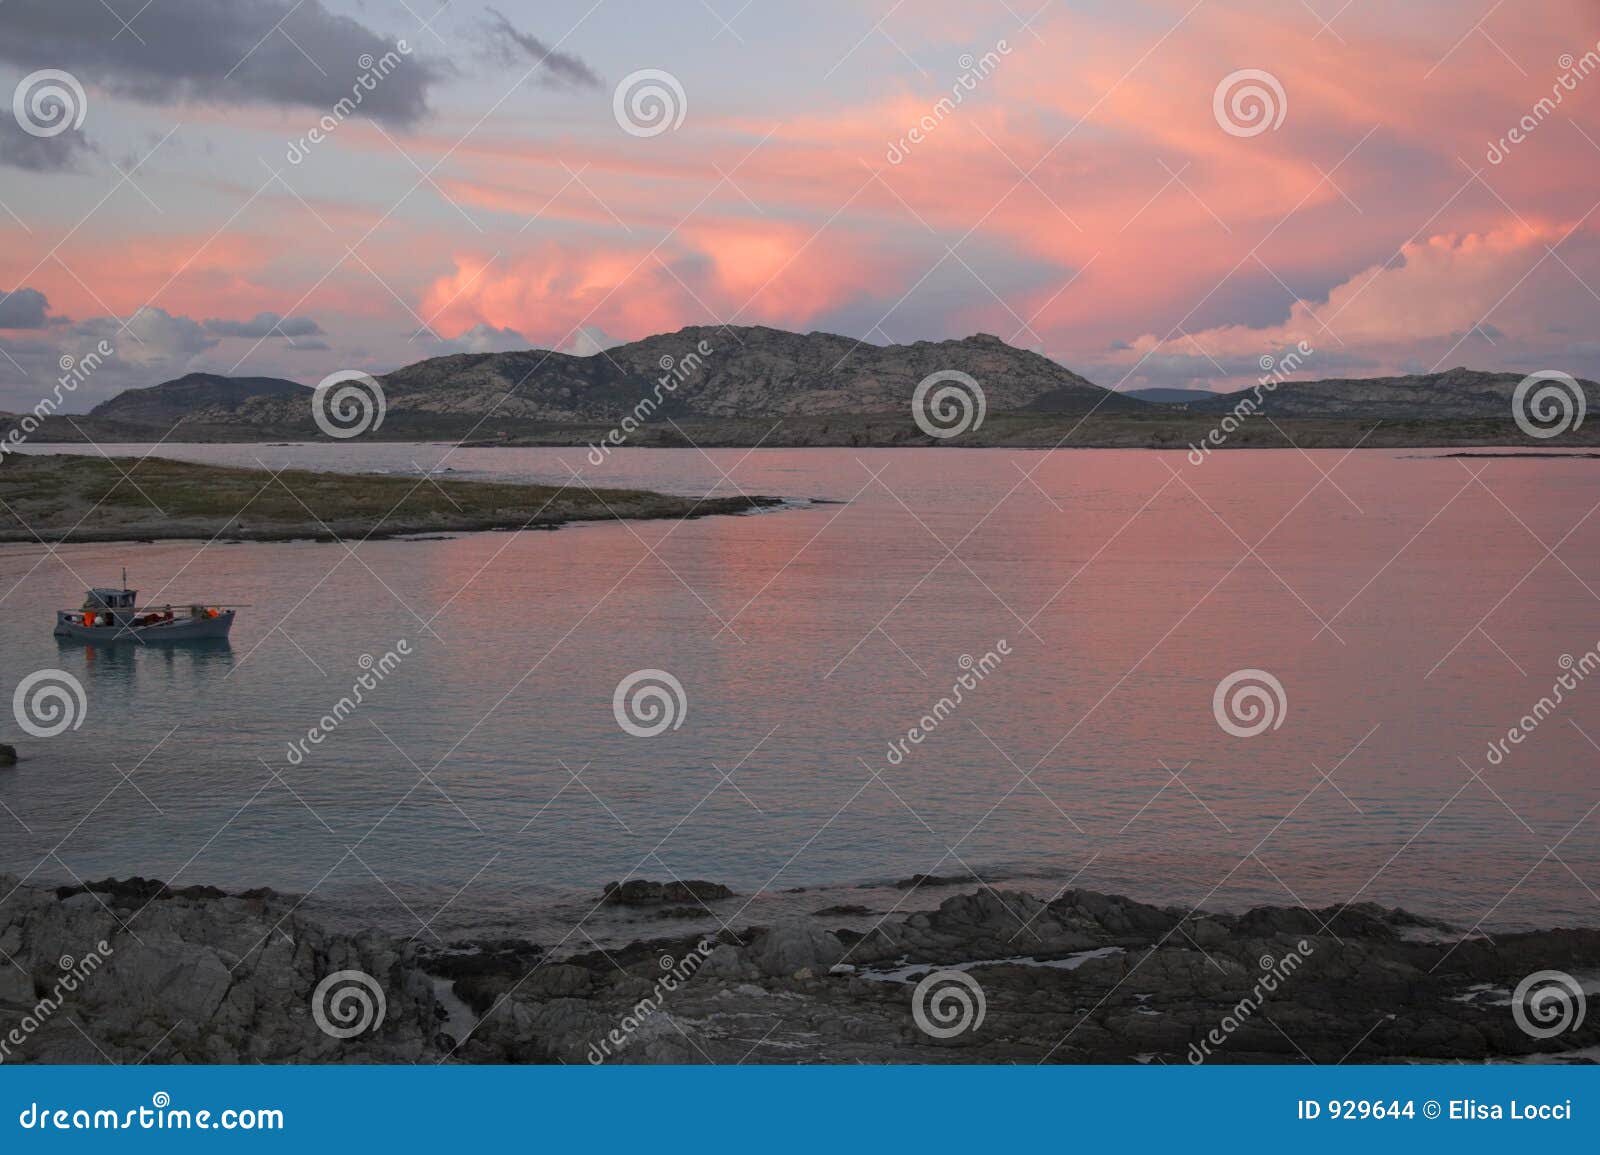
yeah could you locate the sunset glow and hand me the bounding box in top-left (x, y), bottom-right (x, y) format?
top-left (2, 0), bottom-right (1598, 408)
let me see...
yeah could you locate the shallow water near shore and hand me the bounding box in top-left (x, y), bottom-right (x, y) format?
top-left (1, 443), bottom-right (1596, 946)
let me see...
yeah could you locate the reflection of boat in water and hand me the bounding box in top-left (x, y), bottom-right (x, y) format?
top-left (74, 638), bottom-right (234, 668)
top-left (53, 575), bottom-right (240, 644)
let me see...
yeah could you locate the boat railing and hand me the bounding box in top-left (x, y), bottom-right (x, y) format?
top-left (58, 605), bottom-right (244, 626)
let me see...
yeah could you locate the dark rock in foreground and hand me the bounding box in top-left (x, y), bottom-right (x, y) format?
top-left (2, 875), bottom-right (1597, 1065)
top-left (0, 744), bottom-right (15, 766)
top-left (892, 873), bottom-right (968, 889)
top-left (600, 879), bottom-right (734, 906)
top-left (53, 876), bottom-right (226, 903)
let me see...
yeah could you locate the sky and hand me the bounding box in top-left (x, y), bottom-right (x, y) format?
top-left (1, 0), bottom-right (1599, 412)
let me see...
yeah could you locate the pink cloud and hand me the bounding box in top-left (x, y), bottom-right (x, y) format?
top-left (8, 0), bottom-right (1599, 390)
top-left (1158, 219), bottom-right (1571, 353)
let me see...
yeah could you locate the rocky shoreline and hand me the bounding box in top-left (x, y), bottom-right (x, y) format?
top-left (2, 875), bottom-right (1595, 1065)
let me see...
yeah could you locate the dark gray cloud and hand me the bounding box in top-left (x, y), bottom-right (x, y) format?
top-left (0, 307), bottom-right (226, 412)
top-left (78, 307), bottom-right (219, 357)
top-left (0, 0), bottom-right (440, 127)
top-left (0, 113), bottom-right (96, 172)
top-left (481, 8), bottom-right (601, 89)
top-left (203, 312), bottom-right (324, 339)
top-left (0, 287), bottom-right (54, 329)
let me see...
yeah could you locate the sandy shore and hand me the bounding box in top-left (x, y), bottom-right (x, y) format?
top-left (0, 454), bottom-right (782, 544)
top-left (2, 874), bottom-right (1596, 1065)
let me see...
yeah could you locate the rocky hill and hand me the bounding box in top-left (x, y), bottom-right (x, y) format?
top-left (1125, 387), bottom-right (1217, 404)
top-left (1190, 367), bottom-right (1600, 420)
top-left (88, 372), bottom-right (309, 425)
top-left (220, 325), bottom-right (1145, 426)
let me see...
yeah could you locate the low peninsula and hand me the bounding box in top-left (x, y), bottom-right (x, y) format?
top-left (0, 454), bottom-right (781, 544)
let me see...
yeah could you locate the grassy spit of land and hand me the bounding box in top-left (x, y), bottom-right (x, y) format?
top-left (0, 454), bottom-right (781, 543)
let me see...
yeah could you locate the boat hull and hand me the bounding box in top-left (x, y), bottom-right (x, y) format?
top-left (54, 610), bottom-right (235, 644)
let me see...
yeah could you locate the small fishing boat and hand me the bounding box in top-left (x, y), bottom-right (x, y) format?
top-left (53, 573), bottom-right (239, 643)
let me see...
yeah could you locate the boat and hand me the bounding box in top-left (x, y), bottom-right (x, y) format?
top-left (53, 574), bottom-right (239, 643)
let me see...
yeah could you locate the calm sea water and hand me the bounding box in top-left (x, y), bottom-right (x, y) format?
top-left (2, 443), bottom-right (1597, 944)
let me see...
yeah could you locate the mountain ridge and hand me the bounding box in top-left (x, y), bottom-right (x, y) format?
top-left (245, 325), bottom-right (1145, 424)
top-left (10, 327), bottom-right (1598, 448)
top-left (1188, 366), bottom-right (1600, 419)
top-left (89, 372), bottom-right (310, 426)
top-left (57, 326), bottom-right (1129, 431)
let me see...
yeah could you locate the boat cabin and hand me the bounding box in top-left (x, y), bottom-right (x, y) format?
top-left (85, 587), bottom-right (137, 610)
top-left (82, 587), bottom-right (138, 627)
